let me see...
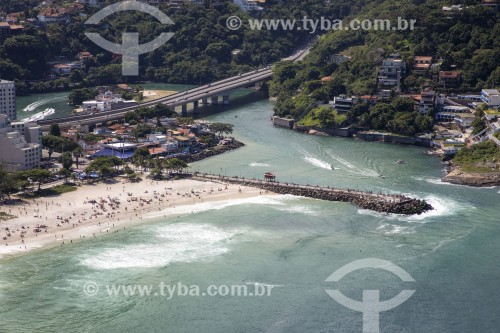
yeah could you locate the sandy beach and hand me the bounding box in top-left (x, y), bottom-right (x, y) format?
top-left (0, 178), bottom-right (264, 260)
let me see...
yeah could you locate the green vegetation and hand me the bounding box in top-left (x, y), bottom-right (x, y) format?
top-left (209, 122), bottom-right (234, 137)
top-left (454, 141), bottom-right (500, 173)
top-left (18, 183), bottom-right (77, 198)
top-left (125, 104), bottom-right (176, 126)
top-left (42, 135), bottom-right (80, 158)
top-left (49, 124), bottom-right (61, 137)
top-left (269, 0), bottom-right (499, 136)
top-left (0, 0), bottom-right (367, 93)
top-left (85, 156), bottom-right (124, 179)
top-left (297, 105), bottom-right (346, 128)
top-left (68, 88), bottom-right (98, 106)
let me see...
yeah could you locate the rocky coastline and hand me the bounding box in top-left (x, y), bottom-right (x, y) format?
top-left (442, 166), bottom-right (500, 187)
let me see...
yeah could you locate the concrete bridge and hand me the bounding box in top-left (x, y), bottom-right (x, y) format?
top-left (192, 173), bottom-right (433, 215)
top-left (37, 42), bottom-right (313, 130)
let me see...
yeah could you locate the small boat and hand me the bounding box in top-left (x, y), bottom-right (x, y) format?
top-left (396, 160), bottom-right (405, 164)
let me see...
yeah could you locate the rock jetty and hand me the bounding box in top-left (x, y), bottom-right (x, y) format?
top-left (194, 174), bottom-right (433, 215)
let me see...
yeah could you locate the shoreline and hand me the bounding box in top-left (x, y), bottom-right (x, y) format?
top-left (0, 178), bottom-right (264, 261)
top-left (441, 165), bottom-right (500, 187)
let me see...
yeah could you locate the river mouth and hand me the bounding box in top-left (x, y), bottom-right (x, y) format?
top-left (2, 90), bottom-right (499, 333)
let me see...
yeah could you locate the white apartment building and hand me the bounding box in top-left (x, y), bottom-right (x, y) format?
top-left (378, 54), bottom-right (406, 91)
top-left (0, 80), bottom-right (16, 121)
top-left (480, 89), bottom-right (500, 107)
top-left (332, 95), bottom-right (357, 113)
top-left (0, 114), bottom-right (42, 172)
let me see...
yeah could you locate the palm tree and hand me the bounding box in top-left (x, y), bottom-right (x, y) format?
top-left (73, 146), bottom-right (83, 169)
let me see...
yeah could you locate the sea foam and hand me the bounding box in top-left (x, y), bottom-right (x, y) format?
top-left (144, 194), bottom-right (298, 219)
top-left (81, 223), bottom-right (241, 269)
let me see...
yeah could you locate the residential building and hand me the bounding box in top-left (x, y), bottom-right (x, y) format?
top-left (435, 112), bottom-right (475, 127)
top-left (480, 89), bottom-right (500, 107)
top-left (0, 80), bottom-right (16, 121)
top-left (378, 54), bottom-right (406, 91)
top-left (439, 71), bottom-right (462, 88)
top-left (52, 64), bottom-right (73, 76)
top-left (5, 12), bottom-right (22, 23)
top-left (440, 105), bottom-right (471, 113)
top-left (413, 56), bottom-right (432, 74)
top-left (332, 95), bottom-right (357, 113)
top-left (490, 121), bottom-right (500, 133)
top-left (441, 140), bottom-right (466, 156)
top-left (148, 133), bottom-right (168, 144)
top-left (38, 7), bottom-right (70, 24)
top-left (162, 140), bottom-right (179, 153)
top-left (0, 114), bottom-right (42, 171)
top-left (78, 51), bottom-right (93, 62)
top-left (416, 90), bottom-right (436, 114)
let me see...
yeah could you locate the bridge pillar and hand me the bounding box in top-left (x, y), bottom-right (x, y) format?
top-left (193, 100), bottom-right (199, 114)
top-left (181, 104), bottom-right (188, 116)
top-left (201, 97), bottom-right (208, 105)
top-left (211, 96), bottom-right (219, 105)
top-left (223, 95), bottom-right (230, 105)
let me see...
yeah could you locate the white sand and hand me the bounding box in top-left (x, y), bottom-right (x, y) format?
top-left (0, 178), bottom-right (264, 260)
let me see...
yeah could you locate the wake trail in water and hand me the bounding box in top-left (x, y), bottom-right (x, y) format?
top-left (22, 108), bottom-right (55, 123)
top-left (23, 96), bottom-right (64, 112)
top-left (294, 147), bottom-right (332, 170)
top-left (325, 149), bottom-right (378, 177)
top-left (249, 162), bottom-right (271, 167)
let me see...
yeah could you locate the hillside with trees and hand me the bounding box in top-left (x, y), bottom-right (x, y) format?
top-left (269, 0), bottom-right (499, 135)
top-left (0, 0), bottom-right (367, 93)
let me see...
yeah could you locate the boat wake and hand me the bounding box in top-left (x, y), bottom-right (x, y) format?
top-left (249, 162), bottom-right (271, 167)
top-left (22, 108), bottom-right (55, 123)
top-left (303, 155), bottom-right (332, 170)
top-left (325, 149), bottom-right (378, 177)
top-left (22, 96), bottom-right (64, 112)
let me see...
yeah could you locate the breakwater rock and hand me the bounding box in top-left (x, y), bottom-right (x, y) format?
top-left (194, 174), bottom-right (433, 215)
